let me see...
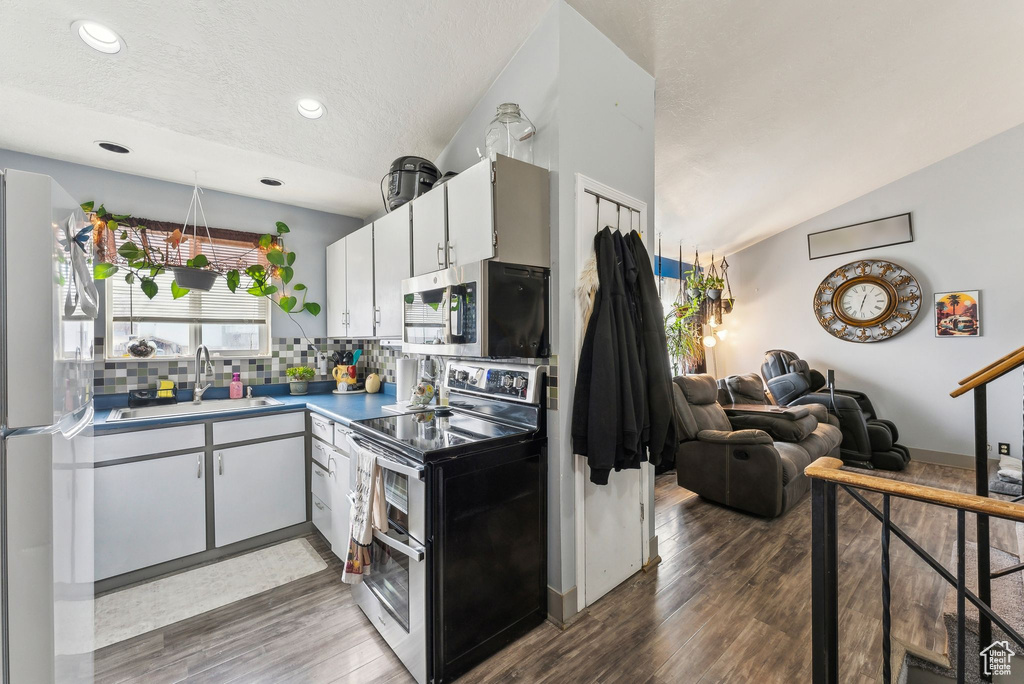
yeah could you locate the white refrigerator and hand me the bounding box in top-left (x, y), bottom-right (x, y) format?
top-left (0, 169), bottom-right (98, 683)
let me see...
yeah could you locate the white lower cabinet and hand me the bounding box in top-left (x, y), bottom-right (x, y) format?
top-left (213, 436), bottom-right (306, 547)
top-left (310, 437), bottom-right (351, 556)
top-left (95, 452), bottom-right (207, 580)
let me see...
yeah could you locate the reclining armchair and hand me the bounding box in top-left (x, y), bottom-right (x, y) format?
top-left (673, 374), bottom-right (842, 518)
top-left (761, 349), bottom-right (910, 471)
top-left (717, 372), bottom-right (841, 430)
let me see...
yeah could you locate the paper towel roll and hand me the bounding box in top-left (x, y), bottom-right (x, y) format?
top-left (396, 357), bottom-right (417, 404)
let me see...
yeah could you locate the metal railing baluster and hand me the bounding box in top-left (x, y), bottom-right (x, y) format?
top-left (882, 494), bottom-right (892, 684)
top-left (957, 509), bottom-right (966, 684)
top-left (811, 478), bottom-right (839, 684)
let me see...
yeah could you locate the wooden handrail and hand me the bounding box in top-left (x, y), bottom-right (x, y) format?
top-left (805, 457), bottom-right (1024, 523)
top-left (951, 346), bottom-right (1024, 398)
top-left (958, 344), bottom-right (1024, 386)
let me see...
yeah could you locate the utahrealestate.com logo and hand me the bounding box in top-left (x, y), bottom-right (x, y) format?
top-left (981, 640), bottom-right (1015, 677)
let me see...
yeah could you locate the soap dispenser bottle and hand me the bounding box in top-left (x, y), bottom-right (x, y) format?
top-left (229, 372), bottom-right (243, 399)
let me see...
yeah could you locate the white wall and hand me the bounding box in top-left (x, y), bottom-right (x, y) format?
top-left (717, 123), bottom-right (1024, 459)
top-left (433, 1), bottom-right (656, 604)
top-left (0, 149), bottom-right (363, 338)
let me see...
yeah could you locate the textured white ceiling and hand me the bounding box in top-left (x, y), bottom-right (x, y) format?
top-left (568, 0), bottom-right (1024, 256)
top-left (0, 0), bottom-right (550, 219)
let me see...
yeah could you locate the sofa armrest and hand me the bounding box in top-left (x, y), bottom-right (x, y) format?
top-left (802, 403), bottom-right (831, 425)
top-left (697, 428), bottom-right (773, 445)
top-left (726, 413), bottom-right (818, 444)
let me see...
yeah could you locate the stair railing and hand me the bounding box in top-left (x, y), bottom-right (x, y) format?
top-left (807, 456), bottom-right (1024, 684)
top-left (949, 343), bottom-right (1024, 677)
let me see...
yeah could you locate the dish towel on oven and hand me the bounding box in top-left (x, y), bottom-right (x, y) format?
top-left (342, 440), bottom-right (389, 584)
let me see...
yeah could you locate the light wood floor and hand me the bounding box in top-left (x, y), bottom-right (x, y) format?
top-left (92, 460), bottom-right (1018, 683)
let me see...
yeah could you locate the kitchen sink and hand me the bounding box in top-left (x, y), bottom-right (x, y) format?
top-left (106, 397), bottom-right (284, 422)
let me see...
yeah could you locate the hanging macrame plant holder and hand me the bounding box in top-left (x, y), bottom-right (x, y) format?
top-left (721, 256), bottom-right (735, 314)
top-left (172, 178), bottom-right (220, 291)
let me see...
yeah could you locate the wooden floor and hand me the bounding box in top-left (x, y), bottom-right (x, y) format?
top-left (92, 460), bottom-right (1018, 683)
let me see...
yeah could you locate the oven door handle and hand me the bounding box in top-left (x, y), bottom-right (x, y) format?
top-left (374, 528), bottom-right (425, 562)
top-left (348, 435), bottom-right (425, 481)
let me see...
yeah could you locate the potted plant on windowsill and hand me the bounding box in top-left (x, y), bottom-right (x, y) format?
top-left (286, 366), bottom-right (315, 395)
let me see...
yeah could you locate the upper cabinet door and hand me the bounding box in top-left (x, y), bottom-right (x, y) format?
top-left (373, 204), bottom-right (412, 338)
top-left (445, 159), bottom-right (495, 266)
top-left (326, 237), bottom-right (347, 338)
top-left (411, 187), bottom-right (447, 276)
top-left (346, 225), bottom-right (376, 338)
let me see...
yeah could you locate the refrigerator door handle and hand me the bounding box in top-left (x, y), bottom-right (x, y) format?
top-left (62, 403), bottom-right (93, 440)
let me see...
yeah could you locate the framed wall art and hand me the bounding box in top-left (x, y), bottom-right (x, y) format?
top-left (934, 290), bottom-right (980, 337)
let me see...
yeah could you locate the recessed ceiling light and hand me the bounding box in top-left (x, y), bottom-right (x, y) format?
top-left (96, 141), bottom-right (131, 154)
top-left (71, 20), bottom-right (125, 55)
top-left (260, 178), bottom-right (284, 187)
top-left (296, 98), bottom-right (326, 120)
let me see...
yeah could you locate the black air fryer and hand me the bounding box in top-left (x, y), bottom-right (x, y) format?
top-left (387, 156), bottom-right (440, 211)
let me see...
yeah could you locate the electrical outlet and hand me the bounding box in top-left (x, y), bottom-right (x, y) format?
top-left (999, 443), bottom-right (1011, 456)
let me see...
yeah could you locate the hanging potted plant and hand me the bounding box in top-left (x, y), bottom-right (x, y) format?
top-left (83, 198), bottom-right (321, 324)
top-left (684, 268), bottom-right (705, 301)
top-left (705, 274), bottom-right (725, 300)
top-left (286, 366), bottom-right (315, 395)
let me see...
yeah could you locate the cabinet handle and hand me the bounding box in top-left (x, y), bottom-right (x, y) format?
top-left (447, 241), bottom-right (454, 264)
top-left (315, 468), bottom-right (325, 478)
top-left (197, 454), bottom-right (202, 479)
top-left (437, 242), bottom-right (445, 268)
top-left (374, 307), bottom-right (381, 325)
top-left (218, 453), bottom-right (223, 475)
top-left (314, 500), bottom-right (325, 511)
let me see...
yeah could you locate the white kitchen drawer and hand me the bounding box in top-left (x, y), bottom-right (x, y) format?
top-left (333, 423), bottom-right (355, 451)
top-left (310, 412), bottom-right (335, 443)
top-left (311, 437), bottom-right (335, 468)
top-left (95, 424), bottom-right (205, 463)
top-left (312, 493), bottom-right (332, 545)
top-left (212, 411), bottom-right (304, 445)
top-left (311, 459), bottom-right (333, 508)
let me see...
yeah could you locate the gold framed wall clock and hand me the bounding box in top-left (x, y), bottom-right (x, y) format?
top-left (813, 259), bottom-right (921, 342)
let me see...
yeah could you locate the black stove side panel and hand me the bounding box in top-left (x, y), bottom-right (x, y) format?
top-left (427, 439), bottom-right (546, 683)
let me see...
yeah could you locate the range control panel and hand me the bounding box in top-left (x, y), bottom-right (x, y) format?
top-left (444, 361), bottom-right (541, 404)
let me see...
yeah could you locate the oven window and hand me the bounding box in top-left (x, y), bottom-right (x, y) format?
top-left (366, 536), bottom-right (411, 631)
top-left (383, 470), bottom-right (410, 532)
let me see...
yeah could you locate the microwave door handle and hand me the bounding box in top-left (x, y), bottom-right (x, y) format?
top-left (373, 528), bottom-right (425, 562)
top-left (441, 286), bottom-right (452, 344)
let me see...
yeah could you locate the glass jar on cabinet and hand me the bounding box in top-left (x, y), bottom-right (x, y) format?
top-left (484, 103), bottom-right (535, 163)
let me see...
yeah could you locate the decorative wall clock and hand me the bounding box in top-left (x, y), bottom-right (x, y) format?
top-left (813, 259), bottom-right (921, 342)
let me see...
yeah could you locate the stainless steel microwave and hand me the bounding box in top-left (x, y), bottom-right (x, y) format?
top-left (401, 260), bottom-right (549, 358)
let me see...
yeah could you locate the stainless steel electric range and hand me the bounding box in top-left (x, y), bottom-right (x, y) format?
top-left (345, 360), bottom-right (547, 684)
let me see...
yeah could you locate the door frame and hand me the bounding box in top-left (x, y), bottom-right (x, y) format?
top-left (572, 173), bottom-right (651, 612)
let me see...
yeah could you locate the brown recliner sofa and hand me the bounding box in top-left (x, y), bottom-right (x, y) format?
top-left (673, 374), bottom-right (842, 518)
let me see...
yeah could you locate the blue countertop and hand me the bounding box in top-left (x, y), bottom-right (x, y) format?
top-left (93, 382), bottom-right (399, 432)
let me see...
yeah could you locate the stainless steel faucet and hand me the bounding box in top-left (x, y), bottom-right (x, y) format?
top-left (193, 344), bottom-right (214, 404)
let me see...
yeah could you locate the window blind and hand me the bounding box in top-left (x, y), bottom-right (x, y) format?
top-left (110, 236), bottom-right (270, 324)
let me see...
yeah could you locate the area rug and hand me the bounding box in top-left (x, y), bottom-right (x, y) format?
top-left (93, 538), bottom-right (327, 650)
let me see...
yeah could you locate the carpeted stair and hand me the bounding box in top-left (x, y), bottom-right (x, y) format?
top-left (902, 540), bottom-right (1024, 683)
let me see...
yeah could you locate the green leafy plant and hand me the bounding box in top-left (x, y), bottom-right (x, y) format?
top-left (286, 366), bottom-right (315, 382)
top-left (665, 302), bottom-right (704, 375)
top-left (83, 203), bottom-right (320, 318)
top-left (705, 275), bottom-right (724, 290)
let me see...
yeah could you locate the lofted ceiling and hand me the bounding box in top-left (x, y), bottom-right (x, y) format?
top-left (569, 0), bottom-right (1024, 257)
top-left (0, 0), bottom-right (551, 219)
top-left (3, 2), bottom-right (1024, 249)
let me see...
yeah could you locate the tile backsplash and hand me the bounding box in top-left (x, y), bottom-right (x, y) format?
top-left (93, 337), bottom-right (400, 395)
top-left (93, 336), bottom-right (558, 409)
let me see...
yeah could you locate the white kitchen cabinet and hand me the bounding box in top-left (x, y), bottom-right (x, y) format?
top-left (213, 436), bottom-right (305, 547)
top-left (445, 158), bottom-right (495, 265)
top-left (95, 452), bottom-right (207, 580)
top-left (346, 225), bottom-right (376, 338)
top-left (310, 437), bottom-right (350, 555)
top-left (373, 204), bottom-right (412, 338)
top-left (329, 449), bottom-right (351, 558)
top-left (441, 155), bottom-right (550, 268)
top-left (326, 237), bottom-right (348, 337)
top-left (312, 494), bottom-right (332, 546)
top-left (411, 186), bottom-right (447, 275)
